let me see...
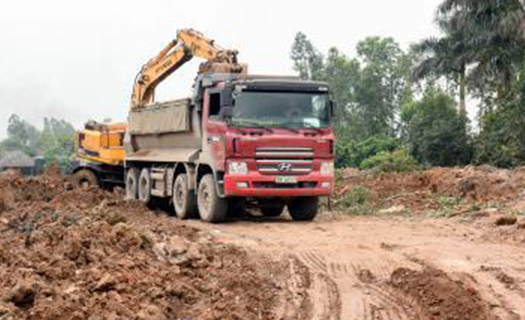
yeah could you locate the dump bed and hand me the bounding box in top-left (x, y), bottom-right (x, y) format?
top-left (125, 98), bottom-right (202, 163)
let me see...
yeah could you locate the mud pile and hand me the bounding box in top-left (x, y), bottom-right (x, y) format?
top-left (338, 166), bottom-right (525, 213)
top-left (0, 171), bottom-right (282, 320)
top-left (390, 267), bottom-right (498, 320)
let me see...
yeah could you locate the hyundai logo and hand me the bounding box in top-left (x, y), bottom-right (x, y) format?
top-left (277, 163), bottom-right (293, 172)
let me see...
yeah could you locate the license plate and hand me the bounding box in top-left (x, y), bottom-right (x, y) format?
top-left (275, 176), bottom-right (298, 184)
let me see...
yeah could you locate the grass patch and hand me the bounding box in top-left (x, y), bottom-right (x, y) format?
top-left (334, 186), bottom-right (374, 215)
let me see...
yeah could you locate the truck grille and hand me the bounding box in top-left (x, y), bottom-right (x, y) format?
top-left (255, 147), bottom-right (314, 158)
top-left (255, 147), bottom-right (314, 175)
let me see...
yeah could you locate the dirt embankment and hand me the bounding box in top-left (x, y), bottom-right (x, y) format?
top-left (0, 170), bottom-right (292, 320)
top-left (338, 166), bottom-right (525, 210)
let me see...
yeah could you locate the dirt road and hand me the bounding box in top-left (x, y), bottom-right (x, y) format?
top-left (188, 215), bottom-right (525, 320)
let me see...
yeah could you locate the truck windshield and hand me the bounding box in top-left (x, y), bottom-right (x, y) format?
top-left (231, 91), bottom-right (330, 129)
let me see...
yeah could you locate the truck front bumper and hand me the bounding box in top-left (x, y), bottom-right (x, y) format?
top-left (223, 172), bottom-right (334, 197)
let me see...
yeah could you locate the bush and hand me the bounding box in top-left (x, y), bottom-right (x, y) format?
top-left (335, 186), bottom-right (372, 215)
top-left (360, 149), bottom-right (419, 173)
top-left (336, 135), bottom-right (400, 168)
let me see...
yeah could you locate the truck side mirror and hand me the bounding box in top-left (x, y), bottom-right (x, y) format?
top-left (330, 101), bottom-right (337, 118)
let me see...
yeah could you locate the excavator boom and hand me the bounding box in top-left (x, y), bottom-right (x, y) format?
top-left (131, 29), bottom-right (245, 109)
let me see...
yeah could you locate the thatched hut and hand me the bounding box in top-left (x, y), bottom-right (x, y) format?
top-left (0, 150), bottom-right (36, 175)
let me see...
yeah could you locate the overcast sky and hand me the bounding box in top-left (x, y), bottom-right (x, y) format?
top-left (0, 0), bottom-right (441, 139)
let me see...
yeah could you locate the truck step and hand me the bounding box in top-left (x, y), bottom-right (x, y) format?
top-left (151, 189), bottom-right (166, 197)
top-left (151, 172), bottom-right (166, 180)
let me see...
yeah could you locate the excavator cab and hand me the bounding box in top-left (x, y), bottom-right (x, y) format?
top-left (72, 121), bottom-right (127, 189)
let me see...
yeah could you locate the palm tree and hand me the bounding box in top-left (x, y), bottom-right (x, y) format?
top-left (439, 0), bottom-right (525, 49)
top-left (414, 0), bottom-right (525, 115)
top-left (412, 18), bottom-right (472, 116)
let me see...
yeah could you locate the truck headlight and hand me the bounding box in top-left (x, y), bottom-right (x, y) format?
top-left (320, 161), bottom-right (334, 175)
top-left (228, 161), bottom-right (248, 174)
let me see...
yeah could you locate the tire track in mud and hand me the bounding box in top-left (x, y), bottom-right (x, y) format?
top-left (297, 250), bottom-right (418, 320)
top-left (275, 257), bottom-right (314, 320)
top-left (191, 219), bottom-right (524, 319)
top-left (300, 251), bottom-right (341, 320)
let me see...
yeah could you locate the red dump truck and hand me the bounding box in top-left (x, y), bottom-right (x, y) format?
top-left (124, 73), bottom-right (336, 222)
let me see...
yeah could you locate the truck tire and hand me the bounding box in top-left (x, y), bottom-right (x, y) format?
top-left (197, 174), bottom-right (228, 223)
top-left (259, 199), bottom-right (285, 217)
top-left (173, 174), bottom-right (197, 219)
top-left (73, 169), bottom-right (99, 190)
top-left (138, 168), bottom-right (152, 204)
top-left (288, 197), bottom-right (319, 221)
top-left (125, 168), bottom-right (138, 200)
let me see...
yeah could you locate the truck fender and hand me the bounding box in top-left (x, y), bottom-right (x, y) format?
top-left (170, 163), bottom-right (197, 194)
top-left (72, 163), bottom-right (101, 177)
top-left (195, 163), bottom-right (225, 198)
top-left (183, 163), bottom-right (197, 191)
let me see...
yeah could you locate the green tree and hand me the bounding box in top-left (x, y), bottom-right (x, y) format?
top-left (290, 32), bottom-right (325, 80)
top-left (0, 115), bottom-right (76, 171)
top-left (1, 114), bottom-right (41, 156)
top-left (439, 0), bottom-right (525, 43)
top-left (353, 37), bottom-right (411, 139)
top-left (43, 134), bottom-right (75, 172)
top-left (290, 34), bottom-right (417, 168)
top-left (402, 89), bottom-right (472, 166)
top-left (39, 117), bottom-right (75, 151)
top-left (412, 21), bottom-right (472, 116)
top-left (474, 69), bottom-right (525, 167)
top-left (323, 48), bottom-right (361, 138)
top-left (437, 0), bottom-right (525, 100)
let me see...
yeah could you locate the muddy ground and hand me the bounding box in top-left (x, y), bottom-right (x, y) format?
top-left (2, 166), bottom-right (525, 319)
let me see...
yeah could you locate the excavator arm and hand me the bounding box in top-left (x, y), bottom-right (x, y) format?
top-left (131, 29), bottom-right (245, 109)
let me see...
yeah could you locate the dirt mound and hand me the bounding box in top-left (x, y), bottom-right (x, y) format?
top-left (0, 173), bottom-right (285, 320)
top-left (390, 267), bottom-right (498, 320)
top-left (337, 166), bottom-right (525, 215)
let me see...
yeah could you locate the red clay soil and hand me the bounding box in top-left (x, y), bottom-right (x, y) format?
top-left (390, 267), bottom-right (499, 320)
top-left (0, 171), bottom-right (285, 320)
top-left (338, 166), bottom-right (525, 213)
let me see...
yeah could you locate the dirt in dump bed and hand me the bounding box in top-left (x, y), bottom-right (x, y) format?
top-left (0, 171), bottom-right (286, 320)
top-left (389, 267), bottom-right (499, 320)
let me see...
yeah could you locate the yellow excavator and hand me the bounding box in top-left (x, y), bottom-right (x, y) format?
top-left (72, 29), bottom-right (244, 188)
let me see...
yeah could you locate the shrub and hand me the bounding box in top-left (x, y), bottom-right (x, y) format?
top-left (360, 149), bottom-right (419, 173)
top-left (335, 186), bottom-right (372, 215)
top-left (335, 135), bottom-right (400, 168)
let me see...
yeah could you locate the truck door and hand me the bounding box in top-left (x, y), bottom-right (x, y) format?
top-left (202, 89), bottom-right (228, 172)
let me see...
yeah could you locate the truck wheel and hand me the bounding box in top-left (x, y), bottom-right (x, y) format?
top-left (125, 168), bottom-right (138, 200)
top-left (197, 174), bottom-right (228, 223)
top-left (288, 197), bottom-right (319, 221)
top-left (259, 199), bottom-right (285, 217)
top-left (73, 169), bottom-right (99, 190)
top-left (173, 174), bottom-right (197, 219)
top-left (138, 168), bottom-right (152, 204)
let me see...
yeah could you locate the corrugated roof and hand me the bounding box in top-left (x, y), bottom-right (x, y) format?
top-left (0, 150), bottom-right (35, 168)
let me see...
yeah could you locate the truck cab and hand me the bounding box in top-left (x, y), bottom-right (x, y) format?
top-left (202, 76), bottom-right (334, 196)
